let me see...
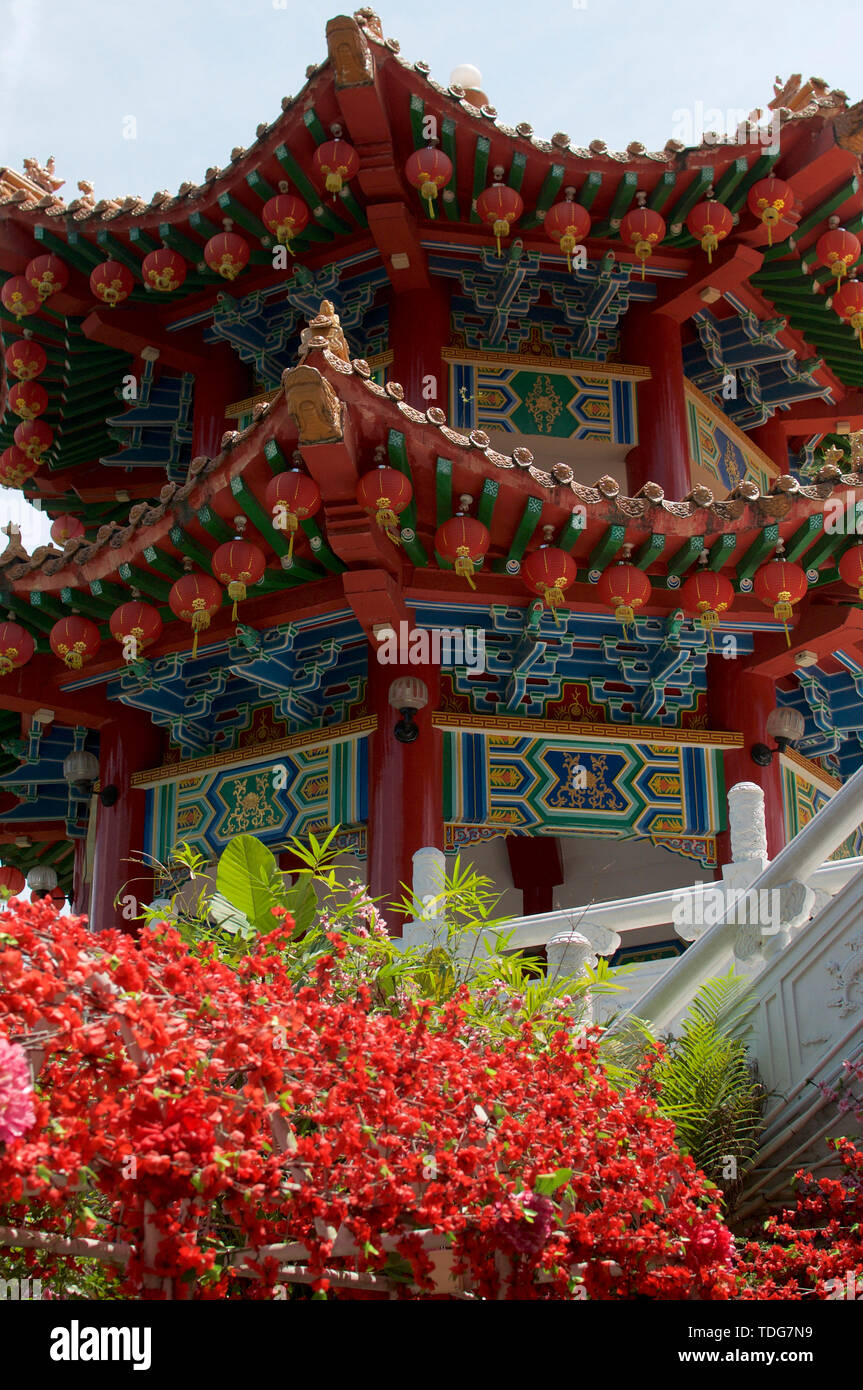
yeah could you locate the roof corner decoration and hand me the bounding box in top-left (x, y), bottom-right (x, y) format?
top-left (327, 13), bottom-right (376, 88)
top-left (282, 363), bottom-right (344, 444)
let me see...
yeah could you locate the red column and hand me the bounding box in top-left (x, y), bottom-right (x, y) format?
top-left (90, 714), bottom-right (163, 933)
top-left (707, 659), bottom-right (785, 863)
top-left (623, 304), bottom-right (692, 500)
top-left (387, 280), bottom-right (451, 413)
top-left (191, 343), bottom-right (250, 459)
top-left (367, 650), bottom-right (444, 932)
top-left (750, 413), bottom-right (791, 475)
top-left (506, 836), bottom-right (563, 915)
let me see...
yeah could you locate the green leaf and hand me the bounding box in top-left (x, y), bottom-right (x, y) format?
top-left (534, 1168), bottom-right (573, 1197)
top-left (216, 835), bottom-right (288, 932)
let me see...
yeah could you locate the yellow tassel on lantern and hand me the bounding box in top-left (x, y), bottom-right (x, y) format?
top-left (455, 547), bottom-right (477, 589)
top-left (774, 597), bottom-right (793, 647)
top-left (493, 218), bottom-right (509, 256)
top-left (190, 608), bottom-right (211, 658)
top-left (325, 172), bottom-right (344, 195)
top-left (701, 233), bottom-right (718, 263)
top-left (561, 234), bottom-right (576, 272)
top-left (421, 181), bottom-right (438, 218)
top-left (227, 580), bottom-right (247, 621)
top-left (284, 511), bottom-right (299, 563)
top-left (699, 607), bottom-right (720, 651)
top-left (541, 582), bottom-right (567, 628)
top-left (65, 650), bottom-right (84, 670)
top-left (635, 240), bottom-right (651, 281)
top-left (375, 500), bottom-right (401, 545)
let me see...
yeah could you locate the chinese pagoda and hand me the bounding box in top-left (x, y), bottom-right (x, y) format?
top-left (1, 9), bottom-right (863, 944)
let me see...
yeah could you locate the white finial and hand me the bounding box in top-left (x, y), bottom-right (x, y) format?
top-left (450, 63), bottom-right (483, 90)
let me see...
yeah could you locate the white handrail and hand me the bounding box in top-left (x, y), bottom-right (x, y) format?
top-left (616, 760), bottom-right (863, 1031)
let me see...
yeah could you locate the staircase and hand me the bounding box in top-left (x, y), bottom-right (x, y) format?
top-left (405, 765), bottom-right (863, 1199)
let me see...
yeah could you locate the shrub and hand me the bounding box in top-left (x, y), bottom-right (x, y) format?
top-left (0, 898), bottom-right (735, 1300)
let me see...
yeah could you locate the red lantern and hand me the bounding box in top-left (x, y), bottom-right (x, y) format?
top-left (8, 380), bottom-right (48, 420)
top-left (753, 556), bottom-right (808, 645)
top-left (141, 248), bottom-right (187, 292)
top-left (838, 544), bottom-right (863, 601)
top-left (1, 275), bottom-right (40, 320)
top-left (204, 227), bottom-right (250, 281)
top-left (747, 177), bottom-right (795, 247)
top-left (89, 260), bottom-right (133, 307)
top-left (356, 467), bottom-right (413, 544)
top-left (49, 615), bottom-right (100, 670)
top-left (50, 514), bottom-right (85, 545)
top-left (313, 139), bottom-right (360, 197)
top-left (476, 183), bottom-right (524, 256)
top-left (109, 600), bottom-right (163, 661)
top-left (435, 515), bottom-right (490, 589)
top-left (522, 545), bottom-right (577, 624)
top-left (686, 200), bottom-right (734, 263)
top-left (619, 206), bottom-right (666, 280)
top-left (4, 339), bottom-right (47, 380)
top-left (0, 445), bottom-right (39, 487)
top-left (0, 865), bottom-right (26, 896)
top-left (25, 254), bottom-right (68, 301)
top-left (265, 470), bottom-right (322, 562)
top-left (0, 621), bottom-right (35, 676)
top-left (13, 419), bottom-right (53, 460)
top-left (832, 280), bottom-right (863, 345)
top-left (212, 540), bottom-right (267, 620)
top-left (405, 148), bottom-right (453, 218)
top-left (816, 226), bottom-right (861, 285)
top-left (169, 571), bottom-right (223, 657)
top-left (597, 559), bottom-right (652, 629)
top-left (262, 193), bottom-right (309, 254)
top-left (544, 198), bottom-right (591, 271)
top-left (680, 568), bottom-right (734, 648)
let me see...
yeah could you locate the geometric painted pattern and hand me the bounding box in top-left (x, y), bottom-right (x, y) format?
top-left (146, 733), bottom-right (369, 864)
top-left (781, 758), bottom-right (863, 860)
top-left (443, 730), bottom-right (726, 867)
top-left (450, 361), bottom-right (639, 443)
top-left (685, 383), bottom-right (776, 495)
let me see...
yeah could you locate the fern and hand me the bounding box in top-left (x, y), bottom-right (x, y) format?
top-left (602, 971), bottom-right (766, 1207)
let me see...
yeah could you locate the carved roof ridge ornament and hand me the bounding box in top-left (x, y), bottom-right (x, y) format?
top-left (327, 13), bottom-right (375, 87)
top-left (298, 299), bottom-right (352, 365)
top-left (281, 363), bottom-right (344, 444)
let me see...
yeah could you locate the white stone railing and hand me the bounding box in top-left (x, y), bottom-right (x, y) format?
top-left (402, 794), bottom-right (863, 1018)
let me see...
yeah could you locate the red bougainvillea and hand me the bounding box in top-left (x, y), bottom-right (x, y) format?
top-left (0, 899), bottom-right (739, 1301)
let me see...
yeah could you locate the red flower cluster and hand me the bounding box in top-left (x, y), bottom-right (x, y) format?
top-left (0, 899), bottom-right (736, 1300)
top-left (736, 1140), bottom-right (863, 1299)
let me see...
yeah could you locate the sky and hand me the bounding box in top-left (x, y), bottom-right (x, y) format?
top-left (2, 0), bottom-right (862, 552)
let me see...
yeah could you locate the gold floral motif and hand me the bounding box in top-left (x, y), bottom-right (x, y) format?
top-left (524, 374), bottom-right (564, 434)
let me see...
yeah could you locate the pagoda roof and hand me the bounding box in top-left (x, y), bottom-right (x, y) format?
top-left (4, 9), bottom-right (863, 523)
top-left (1, 327), bottom-right (861, 672)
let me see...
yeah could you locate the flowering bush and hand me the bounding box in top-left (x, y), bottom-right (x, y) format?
top-left (0, 897), bottom-right (737, 1300)
top-left (735, 1139), bottom-right (863, 1299)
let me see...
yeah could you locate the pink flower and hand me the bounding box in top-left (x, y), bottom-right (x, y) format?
top-left (0, 1035), bottom-right (35, 1144)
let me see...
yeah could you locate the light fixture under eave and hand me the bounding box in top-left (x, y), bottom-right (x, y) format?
top-left (62, 749), bottom-right (100, 796)
top-left (388, 676), bottom-right (429, 744)
top-left (27, 864), bottom-right (58, 894)
top-left (751, 706), bottom-right (806, 766)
